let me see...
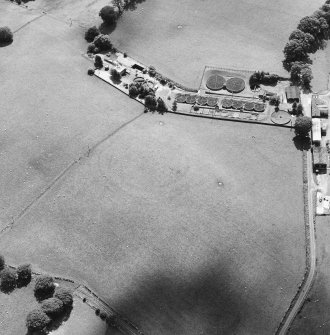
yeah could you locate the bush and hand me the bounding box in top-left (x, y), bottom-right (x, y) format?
top-left (172, 101), bottom-right (177, 111)
top-left (17, 264), bottom-right (32, 286)
top-left (0, 267), bottom-right (16, 292)
top-left (93, 34), bottom-right (112, 52)
top-left (54, 287), bottom-right (73, 308)
top-left (148, 66), bottom-right (156, 77)
top-left (295, 116), bottom-right (312, 136)
top-left (249, 71), bottom-right (279, 88)
top-left (292, 101), bottom-right (298, 115)
top-left (0, 255), bottom-right (5, 271)
top-left (269, 95), bottom-right (280, 106)
top-left (110, 68), bottom-right (121, 82)
top-left (193, 105), bottom-right (199, 111)
top-left (297, 103), bottom-right (304, 115)
top-left (87, 68), bottom-right (95, 75)
top-left (94, 55), bottom-right (103, 69)
top-left (99, 6), bottom-right (119, 25)
top-left (87, 43), bottom-right (96, 54)
top-left (157, 98), bottom-right (168, 113)
top-left (129, 84), bottom-right (139, 98)
top-left (107, 314), bottom-right (118, 327)
top-left (85, 26), bottom-right (100, 43)
top-left (100, 312), bottom-right (107, 320)
top-left (0, 26), bottom-right (13, 44)
top-left (26, 309), bottom-right (51, 331)
top-left (145, 94), bottom-right (157, 111)
top-left (95, 308), bottom-right (100, 316)
top-left (34, 275), bottom-right (55, 300)
top-left (41, 297), bottom-right (64, 317)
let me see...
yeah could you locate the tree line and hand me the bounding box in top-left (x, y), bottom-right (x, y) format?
top-left (283, 0), bottom-right (330, 90)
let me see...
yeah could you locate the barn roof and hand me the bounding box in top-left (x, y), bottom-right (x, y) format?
top-left (285, 86), bottom-right (300, 100)
top-left (313, 146), bottom-right (328, 165)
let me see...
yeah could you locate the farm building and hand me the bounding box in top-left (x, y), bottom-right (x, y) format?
top-left (321, 119), bottom-right (328, 136)
top-left (313, 146), bottom-right (328, 173)
top-left (320, 107), bottom-right (329, 118)
top-left (285, 86), bottom-right (300, 102)
top-left (312, 118), bottom-right (321, 145)
top-left (116, 53), bottom-right (146, 72)
top-left (312, 96), bottom-right (329, 118)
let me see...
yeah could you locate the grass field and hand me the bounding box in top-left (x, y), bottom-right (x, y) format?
top-left (0, 276), bottom-right (109, 335)
top-left (0, 111), bottom-right (306, 334)
top-left (20, 0), bottom-right (327, 90)
top-left (109, 0), bottom-right (326, 88)
top-left (0, 279), bottom-right (38, 334)
top-left (0, 1), bottom-right (311, 334)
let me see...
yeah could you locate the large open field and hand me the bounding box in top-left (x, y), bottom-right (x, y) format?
top-left (23, 0), bottom-right (327, 89)
top-left (0, 1), bottom-right (311, 334)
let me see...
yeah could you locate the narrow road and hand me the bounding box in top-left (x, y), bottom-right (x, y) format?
top-left (277, 149), bottom-right (316, 335)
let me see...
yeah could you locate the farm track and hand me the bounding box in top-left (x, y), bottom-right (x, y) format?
top-left (276, 150), bottom-right (316, 335)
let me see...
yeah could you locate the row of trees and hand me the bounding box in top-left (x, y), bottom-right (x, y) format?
top-left (26, 275), bottom-right (73, 333)
top-left (249, 71), bottom-right (279, 89)
top-left (0, 255), bottom-right (32, 292)
top-left (0, 254), bottom-right (73, 333)
top-left (283, 0), bottom-right (330, 89)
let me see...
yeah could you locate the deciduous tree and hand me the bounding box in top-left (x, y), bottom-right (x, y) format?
top-left (294, 116), bottom-right (312, 136)
top-left (85, 26), bottom-right (100, 42)
top-left (0, 26), bottom-right (13, 44)
top-left (26, 309), bottom-right (51, 332)
top-left (54, 287), bottom-right (73, 308)
top-left (99, 6), bottom-right (119, 25)
top-left (17, 264), bottom-right (32, 286)
top-left (93, 34), bottom-right (112, 51)
top-left (34, 276), bottom-right (55, 300)
top-left (145, 94), bottom-right (157, 111)
top-left (0, 267), bottom-right (16, 292)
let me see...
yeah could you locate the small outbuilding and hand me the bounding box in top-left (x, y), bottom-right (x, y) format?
top-left (320, 107), bottom-right (329, 118)
top-left (313, 146), bottom-right (328, 173)
top-left (285, 86), bottom-right (300, 102)
top-left (321, 119), bottom-right (328, 136)
top-left (312, 118), bottom-right (321, 145)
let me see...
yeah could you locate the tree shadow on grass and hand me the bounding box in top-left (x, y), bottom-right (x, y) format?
top-left (99, 22), bottom-right (117, 35)
top-left (0, 41), bottom-right (13, 48)
top-left (292, 135), bottom-right (311, 151)
top-left (47, 305), bottom-right (73, 333)
top-left (106, 263), bottom-right (270, 335)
